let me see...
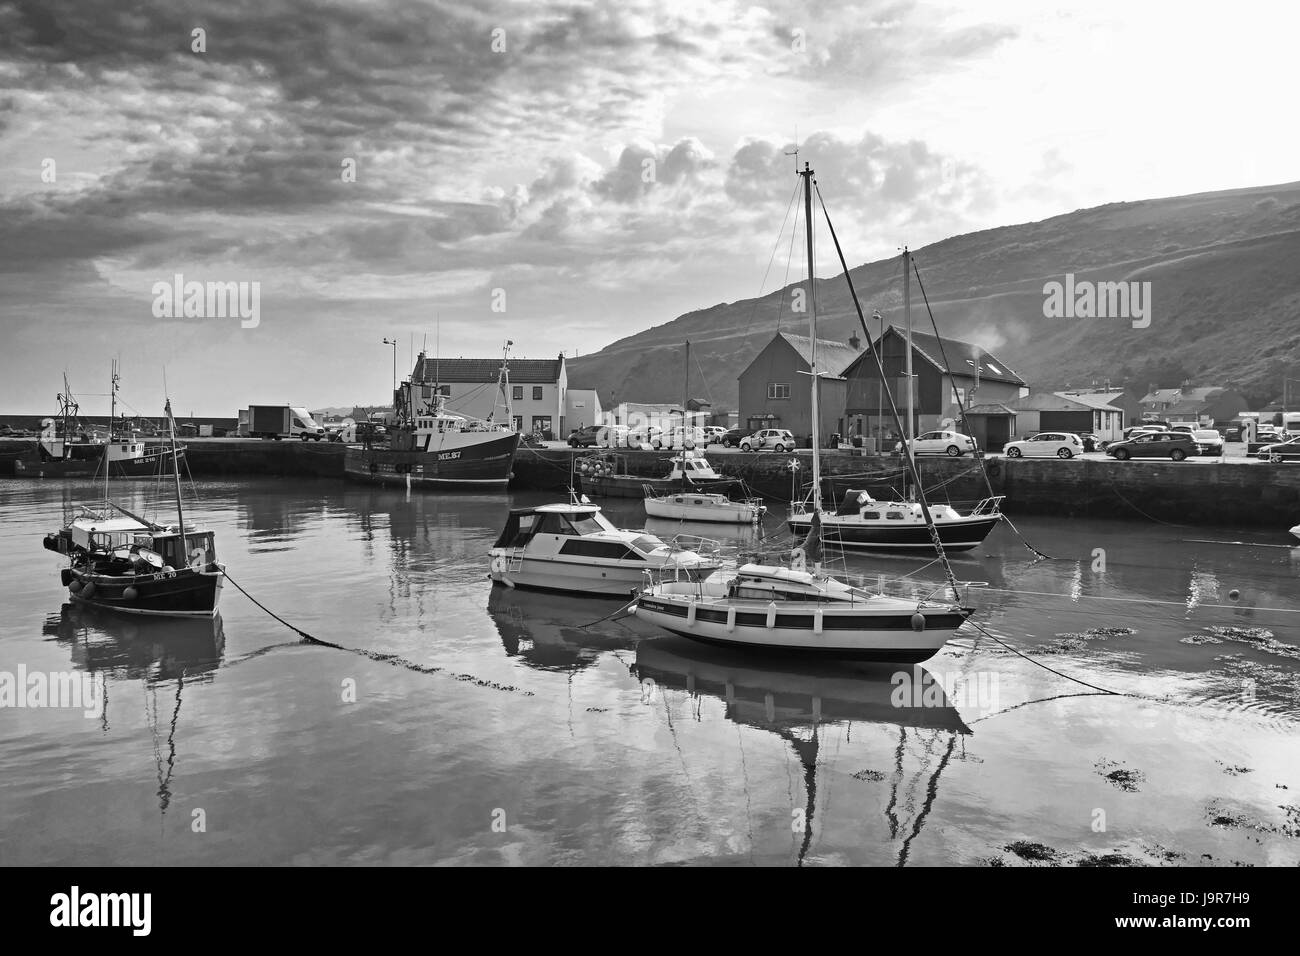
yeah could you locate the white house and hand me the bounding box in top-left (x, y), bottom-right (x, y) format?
top-left (408, 351), bottom-right (568, 438)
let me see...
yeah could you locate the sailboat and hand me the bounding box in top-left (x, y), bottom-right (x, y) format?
top-left (786, 252), bottom-right (1003, 551)
top-left (632, 163), bottom-right (977, 662)
top-left (43, 398), bottom-right (223, 617)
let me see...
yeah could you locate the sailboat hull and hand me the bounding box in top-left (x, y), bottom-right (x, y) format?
top-left (633, 596), bottom-right (968, 662)
top-left (787, 513), bottom-right (1001, 551)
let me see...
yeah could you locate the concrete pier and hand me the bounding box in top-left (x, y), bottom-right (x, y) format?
top-left (3, 439), bottom-right (1297, 527)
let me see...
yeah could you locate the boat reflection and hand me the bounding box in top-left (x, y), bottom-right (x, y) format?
top-left (41, 603), bottom-right (225, 817)
top-left (487, 586), bottom-right (647, 672)
top-left (632, 637), bottom-right (969, 865)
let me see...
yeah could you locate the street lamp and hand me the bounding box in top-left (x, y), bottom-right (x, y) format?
top-left (382, 337), bottom-right (397, 398)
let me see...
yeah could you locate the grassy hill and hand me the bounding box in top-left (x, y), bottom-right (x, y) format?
top-left (567, 181), bottom-right (1300, 410)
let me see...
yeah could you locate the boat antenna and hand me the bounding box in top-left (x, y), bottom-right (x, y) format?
top-left (813, 183), bottom-right (960, 595)
top-left (163, 387), bottom-right (188, 567)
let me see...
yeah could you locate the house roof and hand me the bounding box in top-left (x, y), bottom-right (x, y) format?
top-left (845, 326), bottom-right (1026, 386)
top-left (777, 331), bottom-right (861, 378)
top-left (964, 402), bottom-right (1018, 416)
top-left (1053, 391), bottom-right (1124, 411)
top-left (412, 353), bottom-right (563, 385)
top-left (1139, 386), bottom-right (1228, 406)
top-left (1007, 393), bottom-right (1094, 412)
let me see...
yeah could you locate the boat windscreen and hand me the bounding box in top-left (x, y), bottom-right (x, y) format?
top-left (630, 534), bottom-right (667, 554)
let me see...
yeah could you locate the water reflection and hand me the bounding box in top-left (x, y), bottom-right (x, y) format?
top-left (633, 637), bottom-right (969, 866)
top-left (41, 604), bottom-right (225, 817)
top-left (487, 586), bottom-right (640, 672)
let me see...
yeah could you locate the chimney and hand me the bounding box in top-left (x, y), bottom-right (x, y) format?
top-left (848, 332), bottom-right (861, 351)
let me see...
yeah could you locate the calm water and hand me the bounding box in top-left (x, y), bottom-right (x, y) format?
top-left (1, 477), bottom-right (1297, 866)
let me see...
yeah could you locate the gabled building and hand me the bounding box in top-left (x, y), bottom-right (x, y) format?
top-left (1004, 392), bottom-right (1125, 443)
top-left (1056, 387), bottom-right (1139, 430)
top-left (737, 330), bottom-right (863, 444)
top-left (410, 351), bottom-right (567, 438)
top-left (842, 326), bottom-right (1028, 442)
top-left (1138, 386), bottom-right (1247, 426)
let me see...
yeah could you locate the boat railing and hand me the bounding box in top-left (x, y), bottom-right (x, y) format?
top-left (668, 533), bottom-right (724, 561)
top-left (971, 496), bottom-right (1004, 516)
top-left (840, 571), bottom-right (988, 606)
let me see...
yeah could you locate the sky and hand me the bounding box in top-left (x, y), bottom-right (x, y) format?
top-left (1, 0), bottom-right (1296, 415)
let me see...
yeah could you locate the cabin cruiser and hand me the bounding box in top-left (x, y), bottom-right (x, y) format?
top-left (488, 501), bottom-right (724, 596)
top-left (577, 452), bottom-right (737, 499)
top-left (789, 489), bottom-right (1003, 551)
top-left (643, 487), bottom-right (766, 524)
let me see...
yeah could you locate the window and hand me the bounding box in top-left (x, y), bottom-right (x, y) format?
top-left (861, 511), bottom-right (881, 520)
top-left (532, 386), bottom-right (543, 401)
top-left (767, 383), bottom-right (790, 400)
top-left (512, 386), bottom-right (523, 401)
top-left (559, 540), bottom-right (641, 560)
top-left (531, 416), bottom-right (552, 435)
top-left (885, 511), bottom-right (905, 520)
top-left (438, 385), bottom-right (450, 396)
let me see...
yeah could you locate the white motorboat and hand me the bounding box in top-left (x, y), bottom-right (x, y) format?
top-left (488, 500), bottom-right (724, 596)
top-left (632, 162), bottom-right (979, 662)
top-left (643, 486), bottom-right (766, 524)
top-left (1290, 523), bottom-right (1300, 541)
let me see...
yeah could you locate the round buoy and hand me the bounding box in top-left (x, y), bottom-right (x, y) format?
top-left (910, 612), bottom-right (926, 632)
top-left (1229, 589), bottom-right (1240, 600)
top-left (123, 586), bottom-right (138, 600)
top-left (80, 582), bottom-right (96, 598)
top-left (68, 579), bottom-right (82, 593)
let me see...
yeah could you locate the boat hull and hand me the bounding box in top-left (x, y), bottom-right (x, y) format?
top-left (643, 496), bottom-right (763, 524)
top-left (68, 566), bottom-right (223, 618)
top-left (632, 596), bottom-right (968, 662)
top-left (787, 513), bottom-right (1001, 551)
top-left (344, 433), bottom-right (519, 488)
top-left (16, 447), bottom-right (186, 479)
top-left (580, 475), bottom-right (736, 499)
top-left (490, 559), bottom-right (719, 597)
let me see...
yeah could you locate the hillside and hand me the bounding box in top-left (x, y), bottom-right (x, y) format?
top-left (567, 182), bottom-right (1300, 410)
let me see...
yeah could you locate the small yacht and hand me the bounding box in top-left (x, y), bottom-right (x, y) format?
top-left (577, 452), bottom-right (736, 499)
top-left (789, 488), bottom-right (1003, 551)
top-left (643, 487), bottom-right (766, 524)
top-left (488, 500), bottom-right (724, 596)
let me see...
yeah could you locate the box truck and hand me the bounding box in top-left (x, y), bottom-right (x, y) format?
top-left (249, 405), bottom-right (326, 441)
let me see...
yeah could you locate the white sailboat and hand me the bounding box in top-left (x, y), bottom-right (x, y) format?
top-left (632, 162), bottom-right (977, 661)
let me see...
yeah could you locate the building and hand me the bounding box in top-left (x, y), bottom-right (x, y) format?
top-left (409, 351), bottom-right (567, 438)
top-left (737, 330), bottom-right (862, 444)
top-left (564, 388), bottom-right (603, 433)
top-left (1056, 387), bottom-right (1140, 429)
top-left (605, 401), bottom-right (708, 433)
top-left (842, 326), bottom-right (1028, 443)
top-left (1004, 392), bottom-right (1125, 443)
top-left (1139, 386), bottom-right (1248, 426)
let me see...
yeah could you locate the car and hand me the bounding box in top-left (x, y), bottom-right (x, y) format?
top-left (1003, 432), bottom-right (1084, 459)
top-left (1193, 429), bottom-right (1224, 456)
top-left (626, 425), bottom-right (662, 448)
top-left (1105, 432), bottom-right (1198, 461)
top-left (1168, 423), bottom-right (1198, 435)
top-left (596, 424), bottom-right (629, 448)
top-left (658, 425), bottom-right (705, 450)
top-left (895, 430), bottom-right (977, 457)
top-left (1255, 436), bottom-right (1300, 461)
top-left (1123, 424), bottom-right (1167, 440)
top-left (1075, 431), bottom-right (1103, 453)
top-left (740, 428), bottom-right (795, 452)
top-left (701, 425), bottom-right (727, 445)
top-left (720, 427), bottom-right (751, 448)
top-left (567, 425), bottom-right (603, 448)
top-left (1223, 422), bottom-right (1245, 442)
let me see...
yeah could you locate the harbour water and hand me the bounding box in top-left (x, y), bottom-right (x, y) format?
top-left (1, 478), bottom-right (1297, 866)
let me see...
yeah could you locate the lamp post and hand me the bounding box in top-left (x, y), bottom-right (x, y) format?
top-left (382, 337), bottom-right (397, 399)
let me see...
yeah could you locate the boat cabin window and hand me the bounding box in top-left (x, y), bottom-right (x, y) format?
top-left (860, 510), bottom-right (880, 520)
top-left (885, 511), bottom-right (905, 520)
top-left (629, 534), bottom-right (667, 554)
top-left (559, 540), bottom-right (643, 561)
top-left (533, 511), bottom-right (607, 536)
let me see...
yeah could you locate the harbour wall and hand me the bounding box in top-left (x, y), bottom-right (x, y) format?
top-left (2, 439), bottom-right (1297, 527)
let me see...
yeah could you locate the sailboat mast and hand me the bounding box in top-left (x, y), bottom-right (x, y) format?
top-left (165, 399), bottom-right (187, 562)
top-left (681, 340), bottom-right (690, 430)
top-left (903, 247), bottom-right (913, 444)
top-left (800, 162), bottom-right (821, 510)
top-left (105, 360), bottom-right (117, 502)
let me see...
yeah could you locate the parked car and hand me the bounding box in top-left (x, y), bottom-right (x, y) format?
top-left (567, 425), bottom-right (603, 448)
top-left (701, 425), bottom-right (727, 445)
top-left (627, 425), bottom-right (662, 448)
top-left (1168, 423), bottom-right (1198, 435)
top-left (1105, 432), bottom-right (1198, 461)
top-left (1223, 422), bottom-right (1245, 442)
top-left (895, 430), bottom-right (977, 457)
top-left (1076, 431), bottom-right (1102, 453)
top-left (1123, 424), bottom-right (1167, 440)
top-left (1255, 436), bottom-right (1300, 461)
top-left (597, 424), bottom-right (629, 448)
top-left (1003, 432), bottom-right (1084, 459)
top-left (740, 428), bottom-right (796, 452)
top-left (720, 427), bottom-right (751, 448)
top-left (1193, 429), bottom-right (1224, 456)
top-left (659, 426), bottom-right (705, 450)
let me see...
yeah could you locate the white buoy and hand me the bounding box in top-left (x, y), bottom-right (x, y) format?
top-left (686, 596), bottom-right (697, 625)
top-left (726, 605), bottom-right (736, 632)
top-left (765, 602), bottom-right (777, 629)
top-left (814, 608), bottom-right (824, 634)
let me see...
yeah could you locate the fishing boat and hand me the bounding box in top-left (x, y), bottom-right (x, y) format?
top-left (43, 399), bottom-right (223, 617)
top-left (488, 499), bottom-right (724, 596)
top-left (787, 250), bottom-right (1002, 551)
top-left (643, 485), bottom-right (766, 524)
top-left (16, 365), bottom-right (185, 479)
top-left (344, 341), bottom-right (520, 488)
top-left (577, 451), bottom-right (736, 499)
top-left (633, 162), bottom-right (978, 661)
